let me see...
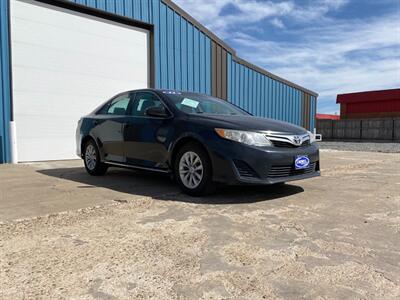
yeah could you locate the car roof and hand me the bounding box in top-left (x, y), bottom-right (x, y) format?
top-left (118, 88), bottom-right (203, 96)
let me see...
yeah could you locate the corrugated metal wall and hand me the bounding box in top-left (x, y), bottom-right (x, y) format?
top-left (154, 1), bottom-right (211, 94)
top-left (0, 0), bottom-right (11, 163)
top-left (302, 93), bottom-right (310, 129)
top-left (227, 54), bottom-right (304, 127)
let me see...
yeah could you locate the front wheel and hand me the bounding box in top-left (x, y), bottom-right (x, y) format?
top-left (83, 140), bottom-right (108, 176)
top-left (174, 143), bottom-right (215, 196)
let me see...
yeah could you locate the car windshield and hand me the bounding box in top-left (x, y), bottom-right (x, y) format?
top-left (165, 93), bottom-right (249, 116)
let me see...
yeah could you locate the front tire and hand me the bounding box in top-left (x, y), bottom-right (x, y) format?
top-left (174, 142), bottom-right (215, 196)
top-left (83, 140), bottom-right (108, 176)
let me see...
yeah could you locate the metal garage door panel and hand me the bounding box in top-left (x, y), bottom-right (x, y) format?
top-left (11, 0), bottom-right (149, 161)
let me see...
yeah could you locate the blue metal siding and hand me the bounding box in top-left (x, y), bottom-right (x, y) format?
top-left (180, 19), bottom-right (187, 91)
top-left (173, 12), bottom-right (181, 90)
top-left (295, 90), bottom-right (300, 126)
top-left (186, 23), bottom-right (194, 91)
top-left (227, 55), bottom-right (307, 126)
top-left (0, 0), bottom-right (11, 163)
top-left (204, 37), bottom-right (211, 95)
top-left (271, 80), bottom-right (276, 119)
top-left (193, 27), bottom-right (199, 92)
top-left (166, 6), bottom-right (174, 89)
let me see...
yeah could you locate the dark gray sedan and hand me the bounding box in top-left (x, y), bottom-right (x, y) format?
top-left (76, 89), bottom-right (320, 196)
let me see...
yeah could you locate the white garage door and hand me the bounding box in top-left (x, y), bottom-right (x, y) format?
top-left (11, 0), bottom-right (149, 162)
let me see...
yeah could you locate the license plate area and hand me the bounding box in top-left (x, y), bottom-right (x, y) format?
top-left (295, 155), bottom-right (310, 170)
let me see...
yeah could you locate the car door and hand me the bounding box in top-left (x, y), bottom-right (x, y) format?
top-left (123, 91), bottom-right (173, 169)
top-left (92, 93), bottom-right (132, 163)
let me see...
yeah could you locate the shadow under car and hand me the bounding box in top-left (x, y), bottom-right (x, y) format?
top-left (37, 167), bottom-right (305, 205)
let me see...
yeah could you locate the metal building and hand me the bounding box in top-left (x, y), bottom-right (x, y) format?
top-left (337, 89), bottom-right (400, 119)
top-left (0, 0), bottom-right (318, 163)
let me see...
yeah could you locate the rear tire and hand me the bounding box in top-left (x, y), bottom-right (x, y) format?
top-left (174, 142), bottom-right (215, 196)
top-left (83, 140), bottom-right (108, 176)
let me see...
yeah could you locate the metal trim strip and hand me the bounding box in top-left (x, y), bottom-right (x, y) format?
top-left (104, 161), bottom-right (170, 173)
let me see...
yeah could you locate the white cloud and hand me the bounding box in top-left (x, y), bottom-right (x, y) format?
top-left (173, 0), bottom-right (294, 37)
top-left (291, 0), bottom-right (349, 22)
top-left (270, 18), bottom-right (285, 29)
top-left (174, 0), bottom-right (347, 37)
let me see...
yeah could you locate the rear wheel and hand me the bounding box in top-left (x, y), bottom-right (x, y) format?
top-left (174, 143), bottom-right (215, 196)
top-left (83, 140), bottom-right (108, 176)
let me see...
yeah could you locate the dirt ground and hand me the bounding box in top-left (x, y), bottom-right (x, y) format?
top-left (0, 150), bottom-right (399, 299)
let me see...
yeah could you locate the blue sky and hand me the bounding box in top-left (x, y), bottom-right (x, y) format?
top-left (174, 0), bottom-right (400, 114)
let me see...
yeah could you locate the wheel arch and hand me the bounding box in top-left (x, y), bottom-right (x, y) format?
top-left (80, 135), bottom-right (101, 159)
top-left (169, 135), bottom-right (213, 172)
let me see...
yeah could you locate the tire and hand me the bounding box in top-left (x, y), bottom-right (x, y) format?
top-left (83, 140), bottom-right (108, 176)
top-left (174, 142), bottom-right (215, 196)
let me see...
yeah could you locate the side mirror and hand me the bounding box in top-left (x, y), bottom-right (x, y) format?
top-left (145, 106), bottom-right (169, 118)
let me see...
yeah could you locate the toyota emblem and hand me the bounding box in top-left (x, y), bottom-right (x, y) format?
top-left (293, 136), bottom-right (301, 145)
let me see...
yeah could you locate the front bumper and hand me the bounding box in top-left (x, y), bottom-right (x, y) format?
top-left (208, 139), bottom-right (320, 185)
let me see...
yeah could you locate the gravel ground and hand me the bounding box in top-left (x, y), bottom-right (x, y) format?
top-left (1, 151), bottom-right (399, 299)
top-left (318, 141), bottom-right (400, 153)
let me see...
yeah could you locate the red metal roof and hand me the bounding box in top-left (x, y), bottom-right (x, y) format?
top-left (316, 113), bottom-right (340, 120)
top-left (337, 88), bottom-right (400, 104)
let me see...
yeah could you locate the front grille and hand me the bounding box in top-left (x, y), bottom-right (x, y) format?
top-left (271, 140), bottom-right (296, 148)
top-left (271, 139), bottom-right (310, 148)
top-left (233, 160), bottom-right (259, 178)
top-left (268, 162), bottom-right (316, 178)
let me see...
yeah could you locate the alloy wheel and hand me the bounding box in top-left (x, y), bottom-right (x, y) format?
top-left (179, 151), bottom-right (204, 189)
top-left (85, 144), bottom-right (97, 171)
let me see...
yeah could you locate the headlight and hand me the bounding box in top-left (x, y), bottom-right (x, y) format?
top-left (215, 128), bottom-right (272, 147)
top-left (307, 131), bottom-right (316, 144)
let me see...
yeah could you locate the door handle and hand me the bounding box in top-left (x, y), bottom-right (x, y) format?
top-left (93, 120), bottom-right (98, 126)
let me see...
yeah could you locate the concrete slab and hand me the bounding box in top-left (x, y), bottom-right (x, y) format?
top-left (0, 160), bottom-right (178, 221)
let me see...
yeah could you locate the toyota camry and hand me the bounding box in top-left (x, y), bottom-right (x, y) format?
top-left (76, 89), bottom-right (320, 196)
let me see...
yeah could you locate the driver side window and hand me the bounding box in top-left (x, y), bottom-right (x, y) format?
top-left (130, 92), bottom-right (165, 117)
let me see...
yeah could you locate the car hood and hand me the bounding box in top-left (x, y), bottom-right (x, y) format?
top-left (190, 114), bottom-right (307, 134)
